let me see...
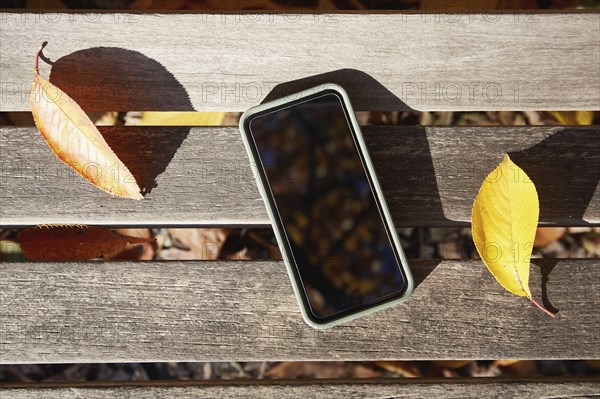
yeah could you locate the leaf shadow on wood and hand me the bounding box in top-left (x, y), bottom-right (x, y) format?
top-left (531, 259), bottom-right (559, 315)
top-left (49, 47), bottom-right (193, 195)
top-left (261, 69), bottom-right (450, 227)
top-left (97, 126), bottom-right (188, 196)
top-left (508, 127), bottom-right (600, 225)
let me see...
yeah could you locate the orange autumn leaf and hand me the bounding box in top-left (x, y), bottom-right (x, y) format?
top-left (103, 228), bottom-right (156, 260)
top-left (29, 42), bottom-right (142, 199)
top-left (18, 225), bottom-right (154, 261)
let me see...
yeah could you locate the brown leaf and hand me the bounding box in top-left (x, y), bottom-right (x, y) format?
top-left (493, 360), bottom-right (536, 376)
top-left (103, 228), bottom-right (155, 260)
top-left (534, 227), bottom-right (567, 248)
top-left (18, 225), bottom-right (154, 261)
top-left (29, 43), bottom-right (142, 199)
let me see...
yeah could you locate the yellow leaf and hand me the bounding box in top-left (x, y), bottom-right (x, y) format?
top-left (29, 43), bottom-right (142, 200)
top-left (547, 111), bottom-right (594, 125)
top-left (472, 154), bottom-right (555, 317)
top-left (139, 112), bottom-right (225, 126)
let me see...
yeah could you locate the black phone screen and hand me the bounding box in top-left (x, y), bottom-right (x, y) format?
top-left (246, 90), bottom-right (407, 323)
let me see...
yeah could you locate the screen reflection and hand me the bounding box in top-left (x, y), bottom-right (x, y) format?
top-left (249, 92), bottom-right (405, 320)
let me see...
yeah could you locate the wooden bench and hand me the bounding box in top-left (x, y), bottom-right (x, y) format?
top-left (1, 9), bottom-right (599, 397)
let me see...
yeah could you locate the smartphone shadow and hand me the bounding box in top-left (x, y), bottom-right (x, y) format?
top-left (48, 47), bottom-right (193, 195)
top-left (411, 259), bottom-right (443, 291)
top-left (262, 69), bottom-right (450, 227)
top-left (262, 68), bottom-right (411, 111)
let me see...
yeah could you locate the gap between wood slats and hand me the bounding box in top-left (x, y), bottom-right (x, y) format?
top-left (1, 126), bottom-right (598, 227)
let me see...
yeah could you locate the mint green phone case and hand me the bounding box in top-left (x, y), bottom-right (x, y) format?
top-left (239, 83), bottom-right (414, 329)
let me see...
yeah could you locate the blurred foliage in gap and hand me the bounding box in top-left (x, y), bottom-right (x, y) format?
top-left (3, 0), bottom-right (599, 9)
top-left (2, 360), bottom-right (600, 382)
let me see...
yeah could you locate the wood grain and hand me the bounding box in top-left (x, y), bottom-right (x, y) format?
top-left (1, 126), bottom-right (597, 227)
top-left (1, 13), bottom-right (598, 111)
top-left (0, 259), bottom-right (597, 364)
top-left (2, 379), bottom-right (599, 398)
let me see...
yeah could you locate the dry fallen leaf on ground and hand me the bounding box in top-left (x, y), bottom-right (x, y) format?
top-left (29, 42), bottom-right (142, 199)
top-left (472, 154), bottom-right (555, 317)
top-left (103, 228), bottom-right (156, 260)
top-left (534, 227), bottom-right (567, 248)
top-left (19, 225), bottom-right (154, 261)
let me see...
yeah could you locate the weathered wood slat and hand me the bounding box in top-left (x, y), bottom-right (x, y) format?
top-left (0, 259), bottom-right (597, 364)
top-left (1, 126), bottom-right (598, 227)
top-left (2, 379), bottom-right (599, 398)
top-left (1, 13), bottom-right (598, 111)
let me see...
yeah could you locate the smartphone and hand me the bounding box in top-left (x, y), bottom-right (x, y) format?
top-left (239, 84), bottom-right (413, 329)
